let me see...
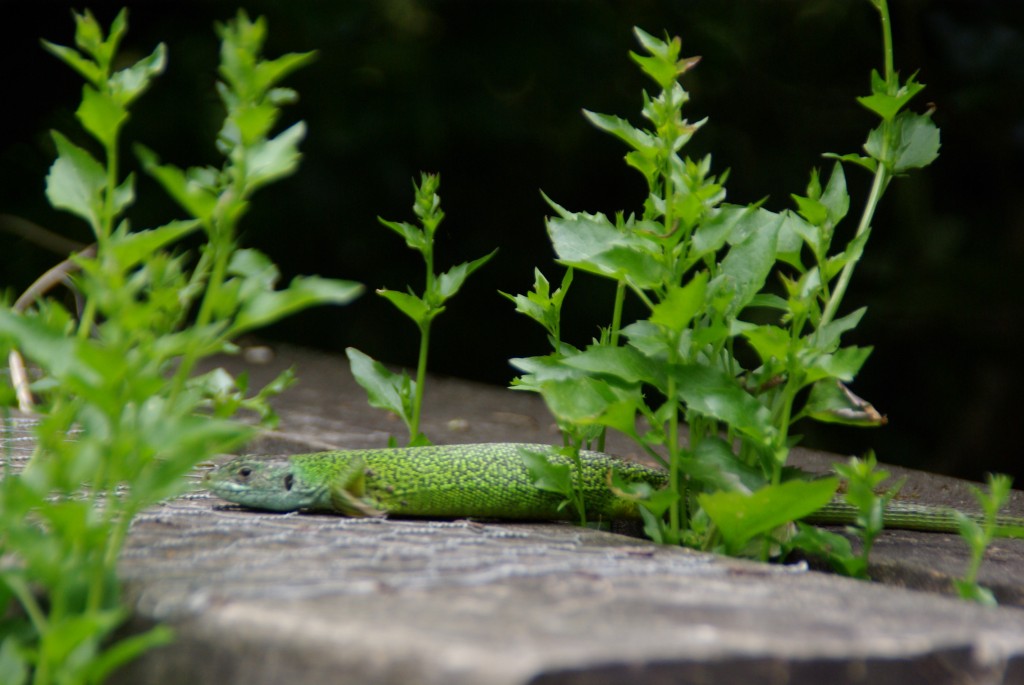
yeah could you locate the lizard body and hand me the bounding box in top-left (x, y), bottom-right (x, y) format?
top-left (204, 443), bottom-right (1024, 536)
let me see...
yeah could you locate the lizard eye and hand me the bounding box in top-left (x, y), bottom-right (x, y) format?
top-left (237, 466), bottom-right (253, 479)
top-left (284, 473), bottom-right (294, 491)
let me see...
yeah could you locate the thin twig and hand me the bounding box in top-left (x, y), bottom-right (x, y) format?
top-left (13, 245), bottom-right (95, 313)
top-left (9, 350), bottom-right (33, 413)
top-left (0, 213), bottom-right (87, 256)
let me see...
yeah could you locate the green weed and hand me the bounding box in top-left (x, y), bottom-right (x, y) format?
top-left (348, 173), bottom-right (494, 445)
top-left (0, 10), bottom-right (360, 683)
top-left (953, 474), bottom-right (1014, 606)
top-left (508, 0), bottom-right (941, 556)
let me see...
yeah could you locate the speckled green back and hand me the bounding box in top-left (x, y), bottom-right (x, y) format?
top-left (289, 443), bottom-right (667, 521)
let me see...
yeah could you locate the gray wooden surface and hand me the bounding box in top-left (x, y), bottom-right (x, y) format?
top-left (7, 344), bottom-right (1024, 684)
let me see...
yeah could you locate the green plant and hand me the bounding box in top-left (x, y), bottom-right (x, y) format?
top-left (0, 10), bottom-right (360, 683)
top-left (348, 173), bottom-right (494, 445)
top-left (953, 474), bottom-right (1013, 606)
top-left (509, 0), bottom-right (940, 557)
top-left (504, 270), bottom-right (598, 525)
top-left (791, 453), bottom-right (904, 578)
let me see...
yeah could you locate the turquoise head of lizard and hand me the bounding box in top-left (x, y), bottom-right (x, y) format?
top-left (205, 457), bottom-right (326, 512)
top-left (205, 454), bottom-right (384, 516)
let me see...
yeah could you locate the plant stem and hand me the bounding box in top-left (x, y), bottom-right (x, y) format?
top-left (410, 321), bottom-right (430, 440)
top-left (819, 148), bottom-right (889, 329)
top-left (172, 238), bottom-right (232, 399)
top-left (666, 375), bottom-right (683, 537)
top-left (408, 233), bottom-right (437, 443)
top-left (877, 0), bottom-right (895, 87)
top-left (101, 138), bottom-right (119, 242)
top-left (610, 279), bottom-right (626, 346)
top-left (820, 0), bottom-right (895, 329)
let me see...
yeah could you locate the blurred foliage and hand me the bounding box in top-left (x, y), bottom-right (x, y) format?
top-left (2, 0), bottom-right (1023, 482)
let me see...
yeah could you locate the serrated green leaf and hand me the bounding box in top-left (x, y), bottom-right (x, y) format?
top-left (520, 448), bottom-right (573, 498)
top-left (135, 145), bottom-right (218, 222)
top-left (109, 43), bottom-right (167, 107)
top-left (805, 345), bottom-right (872, 383)
top-left (547, 212), bottom-right (665, 288)
top-left (611, 468), bottom-right (680, 517)
top-left (699, 478), bottom-right (839, 554)
top-left (684, 437), bottom-right (766, 494)
top-left (814, 306), bottom-right (866, 351)
top-left (561, 344), bottom-right (660, 385)
top-left (502, 268), bottom-right (572, 337)
top-left (742, 325), bottom-right (791, 366)
top-left (231, 276), bottom-right (362, 334)
top-left (46, 131), bottom-right (106, 229)
top-left (378, 289), bottom-right (433, 324)
top-left (717, 211), bottom-right (781, 314)
top-left (72, 9), bottom-right (105, 57)
top-left (509, 353), bottom-right (587, 387)
top-left (538, 375), bottom-right (640, 435)
top-left (104, 8), bottom-right (129, 58)
top-left (434, 249), bottom-right (496, 302)
top-left (748, 293), bottom-right (790, 311)
top-left (619, 320), bottom-right (675, 360)
top-left (632, 26), bottom-right (677, 62)
top-left (378, 218), bottom-right (428, 253)
top-left (625, 148), bottom-right (659, 184)
top-left (244, 121), bottom-right (306, 191)
top-left (41, 39), bottom-right (102, 84)
top-left (502, 290), bottom-right (546, 328)
top-left (692, 204), bottom-right (749, 256)
top-left (582, 110), bottom-right (656, 153)
top-left (865, 123), bottom-right (889, 166)
top-left (773, 211), bottom-right (808, 269)
top-left (253, 50), bottom-right (318, 93)
top-left (629, 28), bottom-right (685, 89)
top-left (229, 103), bottom-right (279, 147)
top-left (865, 111), bottom-right (941, 173)
top-left (672, 363), bottom-right (774, 443)
top-left (346, 347), bottom-right (412, 420)
top-left (228, 247), bottom-right (278, 283)
top-left (109, 173), bottom-right (135, 218)
top-left (723, 207), bottom-right (779, 247)
top-left (105, 220), bottom-right (200, 269)
top-left (76, 86), bottom-right (127, 148)
top-left (823, 152), bottom-right (878, 174)
top-left (890, 111), bottom-right (941, 172)
top-left (649, 272), bottom-right (707, 332)
top-left (857, 70), bottom-right (925, 121)
top-left (820, 162), bottom-right (849, 226)
top-left (791, 523), bottom-right (862, 577)
top-left (823, 228), bottom-right (870, 282)
top-left (791, 194), bottom-right (827, 227)
top-left (630, 52), bottom-right (678, 91)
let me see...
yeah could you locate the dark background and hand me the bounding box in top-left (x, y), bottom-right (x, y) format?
top-left (2, 1), bottom-right (1022, 482)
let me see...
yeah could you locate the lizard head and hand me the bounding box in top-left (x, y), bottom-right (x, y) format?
top-left (204, 457), bottom-right (327, 512)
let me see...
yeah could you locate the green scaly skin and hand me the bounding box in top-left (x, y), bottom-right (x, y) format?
top-left (205, 443), bottom-right (663, 520)
top-left (204, 443), bottom-right (1024, 536)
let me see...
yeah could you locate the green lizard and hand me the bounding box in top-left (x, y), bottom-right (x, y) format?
top-left (204, 442), bottom-right (1024, 536)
